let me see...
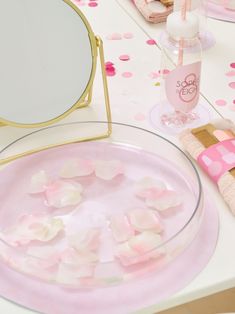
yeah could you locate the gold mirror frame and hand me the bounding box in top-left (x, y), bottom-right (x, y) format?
top-left (0, 0), bottom-right (112, 165)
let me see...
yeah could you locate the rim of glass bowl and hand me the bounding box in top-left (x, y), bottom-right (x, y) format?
top-left (0, 121), bottom-right (202, 263)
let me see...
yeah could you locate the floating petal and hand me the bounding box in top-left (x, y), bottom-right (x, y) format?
top-left (29, 170), bottom-right (49, 194)
top-left (45, 180), bottom-right (83, 208)
top-left (134, 177), bottom-right (166, 199)
top-left (68, 229), bottom-right (100, 252)
top-left (146, 190), bottom-right (182, 211)
top-left (60, 159), bottom-right (94, 178)
top-left (128, 209), bottom-right (163, 233)
top-left (95, 160), bottom-right (124, 180)
top-left (110, 215), bottom-right (134, 243)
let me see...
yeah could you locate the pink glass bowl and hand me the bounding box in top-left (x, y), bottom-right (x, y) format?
top-left (0, 122), bottom-right (203, 288)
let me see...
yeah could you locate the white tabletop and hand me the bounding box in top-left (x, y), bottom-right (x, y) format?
top-left (0, 0), bottom-right (235, 313)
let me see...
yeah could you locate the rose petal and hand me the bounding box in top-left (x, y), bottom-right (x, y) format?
top-left (61, 248), bottom-right (98, 266)
top-left (115, 232), bottom-right (163, 266)
top-left (115, 242), bottom-right (138, 266)
top-left (134, 177), bottom-right (166, 199)
top-left (60, 159), bottom-right (94, 178)
top-left (68, 229), bottom-right (100, 252)
top-left (128, 209), bottom-right (163, 233)
top-left (45, 180), bottom-right (83, 208)
top-left (29, 170), bottom-right (49, 194)
top-left (110, 215), bottom-right (134, 243)
top-left (95, 160), bottom-right (124, 180)
top-left (1, 214), bottom-right (64, 246)
top-left (128, 231), bottom-right (162, 254)
top-left (146, 190), bottom-right (182, 211)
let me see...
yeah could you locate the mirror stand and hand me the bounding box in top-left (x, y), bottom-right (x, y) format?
top-left (0, 36), bottom-right (112, 166)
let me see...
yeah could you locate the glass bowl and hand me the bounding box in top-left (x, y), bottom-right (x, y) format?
top-left (0, 122), bottom-right (203, 288)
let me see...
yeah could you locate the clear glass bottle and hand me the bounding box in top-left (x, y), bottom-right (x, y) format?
top-left (173, 0), bottom-right (215, 50)
top-left (159, 11), bottom-right (202, 128)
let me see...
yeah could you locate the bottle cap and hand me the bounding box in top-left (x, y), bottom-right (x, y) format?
top-left (166, 11), bottom-right (199, 39)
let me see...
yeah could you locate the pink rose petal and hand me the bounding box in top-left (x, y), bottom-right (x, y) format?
top-left (61, 248), bottom-right (98, 265)
top-left (115, 231), bottom-right (164, 266)
top-left (1, 214), bottom-right (64, 246)
top-left (146, 190), bottom-right (182, 211)
top-left (128, 209), bottom-right (163, 233)
top-left (110, 215), bottom-right (134, 243)
top-left (60, 159), bottom-right (94, 178)
top-left (134, 177), bottom-right (166, 199)
top-left (68, 229), bottom-right (100, 252)
top-left (128, 231), bottom-right (162, 254)
top-left (119, 54), bottom-right (130, 61)
top-left (122, 72), bottom-right (133, 78)
top-left (29, 170), bottom-right (49, 194)
top-left (95, 160), bottom-right (124, 180)
top-left (45, 180), bottom-right (83, 208)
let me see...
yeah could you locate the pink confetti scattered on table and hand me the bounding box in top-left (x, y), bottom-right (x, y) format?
top-left (88, 2), bottom-right (98, 7)
top-left (146, 39), bottom-right (156, 45)
top-left (229, 82), bottom-right (235, 89)
top-left (74, 0), bottom-right (86, 6)
top-left (123, 32), bottom-right (134, 39)
top-left (122, 72), bottom-right (133, 78)
top-left (134, 113), bottom-right (146, 121)
top-left (106, 33), bottom-right (122, 40)
top-left (149, 72), bottom-right (160, 79)
top-left (119, 54), bottom-right (130, 61)
top-left (105, 62), bottom-right (116, 77)
top-left (226, 70), bottom-right (235, 77)
top-left (215, 99), bottom-right (227, 106)
top-left (230, 63), bottom-right (235, 68)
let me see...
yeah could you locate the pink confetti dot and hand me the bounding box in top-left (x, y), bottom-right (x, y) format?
top-left (229, 82), bottom-right (235, 89)
top-left (122, 72), bottom-right (133, 78)
top-left (74, 0), bottom-right (86, 6)
top-left (119, 54), bottom-right (130, 61)
top-left (123, 32), bottom-right (134, 39)
top-left (230, 63), bottom-right (235, 68)
top-left (226, 70), bottom-right (235, 77)
top-left (134, 113), bottom-right (146, 121)
top-left (233, 100), bottom-right (235, 104)
top-left (146, 39), bottom-right (156, 45)
top-left (88, 2), bottom-right (98, 6)
top-left (215, 99), bottom-right (227, 106)
top-left (106, 33), bottom-right (122, 40)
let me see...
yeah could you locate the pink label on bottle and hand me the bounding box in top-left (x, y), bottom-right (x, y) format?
top-left (197, 139), bottom-right (235, 183)
top-left (165, 62), bottom-right (201, 113)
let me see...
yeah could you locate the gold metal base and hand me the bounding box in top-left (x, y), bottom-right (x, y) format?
top-left (0, 36), bottom-right (112, 166)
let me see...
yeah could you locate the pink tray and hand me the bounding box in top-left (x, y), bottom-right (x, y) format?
top-left (207, 1), bottom-right (235, 22)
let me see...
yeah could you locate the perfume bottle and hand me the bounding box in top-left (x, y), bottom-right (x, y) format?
top-left (160, 10), bottom-right (202, 128)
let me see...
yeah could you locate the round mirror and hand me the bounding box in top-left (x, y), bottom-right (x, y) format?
top-left (0, 0), bottom-right (97, 127)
